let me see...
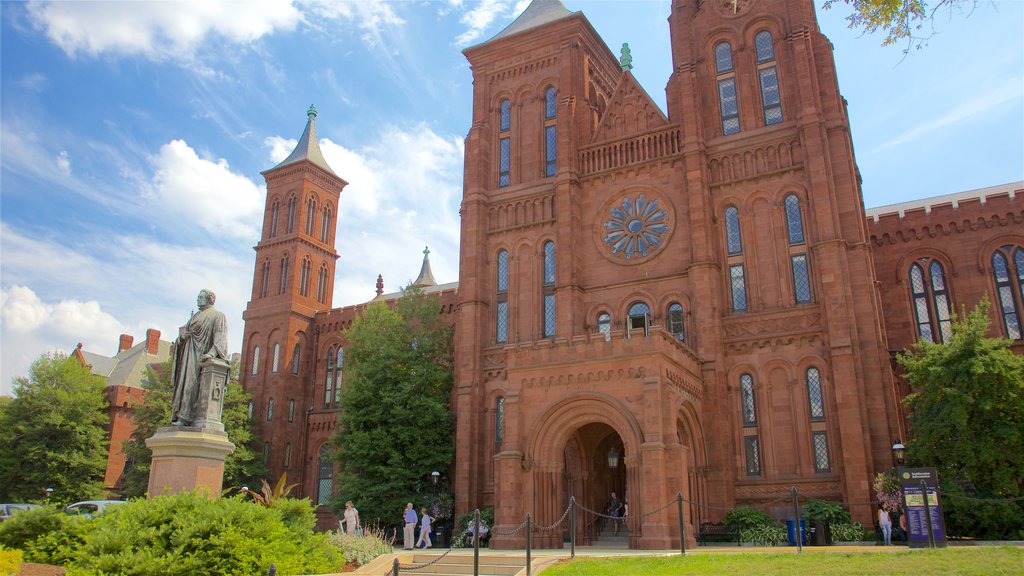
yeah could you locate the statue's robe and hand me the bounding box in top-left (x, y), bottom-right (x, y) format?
top-left (171, 305), bottom-right (228, 425)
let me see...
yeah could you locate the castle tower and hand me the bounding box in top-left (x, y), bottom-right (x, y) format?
top-left (455, 0), bottom-right (899, 549)
top-left (241, 106), bottom-right (347, 493)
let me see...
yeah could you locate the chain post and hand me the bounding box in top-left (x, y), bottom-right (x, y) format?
top-left (473, 509), bottom-right (481, 576)
top-left (921, 480), bottom-right (935, 549)
top-left (677, 492), bottom-right (686, 556)
top-left (570, 496), bottom-right (576, 558)
top-left (391, 558), bottom-right (399, 576)
top-left (268, 563), bottom-right (276, 576)
top-left (526, 512), bottom-right (532, 576)
top-left (791, 487), bottom-right (802, 553)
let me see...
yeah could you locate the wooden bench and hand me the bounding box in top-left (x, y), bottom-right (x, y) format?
top-left (698, 522), bottom-right (741, 546)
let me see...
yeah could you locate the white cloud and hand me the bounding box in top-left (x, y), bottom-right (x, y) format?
top-left (146, 139), bottom-right (265, 240)
top-left (453, 0), bottom-right (529, 46)
top-left (56, 150), bottom-right (71, 175)
top-left (301, 0), bottom-right (404, 47)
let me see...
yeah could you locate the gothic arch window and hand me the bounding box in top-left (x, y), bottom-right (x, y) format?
top-left (791, 254), bottom-right (813, 304)
top-left (806, 367), bottom-right (825, 421)
top-left (714, 41), bottom-right (740, 135)
top-left (544, 86), bottom-right (557, 177)
top-left (286, 196), bottom-right (297, 233)
top-left (272, 343), bottom-right (280, 373)
top-left (740, 373), bottom-right (756, 426)
top-left (288, 399), bottom-right (295, 422)
top-left (316, 444), bottom-right (333, 505)
top-left (542, 241), bottom-right (556, 338)
top-left (299, 259), bottom-right (312, 297)
top-left (284, 443), bottom-right (292, 469)
top-left (784, 195), bottom-right (805, 245)
top-left (278, 255), bottom-right (290, 295)
top-left (725, 205), bottom-right (743, 254)
top-left (627, 301), bottom-right (650, 335)
top-left (784, 195), bottom-right (813, 304)
top-left (992, 245), bottom-right (1024, 340)
top-left (909, 259), bottom-right (953, 343)
top-left (317, 265), bottom-right (329, 304)
top-left (269, 201), bottom-right (280, 238)
top-left (496, 249), bottom-right (509, 344)
top-left (320, 206), bottom-right (332, 243)
top-left (725, 205), bottom-right (748, 312)
top-left (597, 312), bottom-right (611, 341)
top-left (305, 197), bottom-right (316, 236)
top-left (259, 260), bottom-right (270, 298)
top-left (334, 347), bottom-right (344, 404)
top-left (267, 397), bottom-right (274, 421)
top-left (324, 346), bottom-right (336, 408)
top-left (291, 344), bottom-right (301, 374)
top-left (667, 302), bottom-right (685, 342)
top-left (251, 346), bottom-right (260, 375)
top-left (495, 396), bottom-right (505, 452)
top-left (754, 30), bottom-right (783, 125)
top-left (499, 98), bottom-right (511, 187)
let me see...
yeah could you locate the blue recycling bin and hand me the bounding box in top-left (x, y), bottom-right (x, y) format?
top-left (786, 519), bottom-right (807, 545)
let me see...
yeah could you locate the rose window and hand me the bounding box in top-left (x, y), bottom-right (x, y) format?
top-left (602, 194), bottom-right (669, 260)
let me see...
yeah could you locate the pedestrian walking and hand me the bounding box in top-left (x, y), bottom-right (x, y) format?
top-left (417, 507), bottom-right (433, 548)
top-left (403, 503), bottom-right (418, 550)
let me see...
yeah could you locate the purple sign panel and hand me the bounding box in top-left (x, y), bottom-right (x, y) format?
top-left (898, 467), bottom-right (947, 548)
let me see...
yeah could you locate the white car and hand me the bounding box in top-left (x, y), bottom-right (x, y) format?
top-left (64, 500), bottom-right (127, 518)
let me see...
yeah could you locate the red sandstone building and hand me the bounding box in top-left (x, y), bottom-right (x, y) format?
top-left (238, 0), bottom-right (1023, 545)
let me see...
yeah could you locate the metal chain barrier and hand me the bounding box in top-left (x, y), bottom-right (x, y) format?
top-left (532, 501), bottom-right (573, 531)
top-left (391, 528), bottom-right (471, 574)
top-left (491, 518), bottom-right (530, 537)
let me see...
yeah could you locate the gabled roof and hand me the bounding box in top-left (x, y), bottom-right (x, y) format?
top-left (478, 0), bottom-right (576, 46)
top-left (590, 70), bottom-right (670, 144)
top-left (267, 105), bottom-right (338, 178)
top-left (76, 339), bottom-right (172, 389)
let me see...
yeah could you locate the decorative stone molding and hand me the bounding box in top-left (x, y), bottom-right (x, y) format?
top-left (708, 137), bottom-right (803, 186)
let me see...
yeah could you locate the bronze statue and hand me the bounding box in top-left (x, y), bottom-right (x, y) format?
top-left (171, 289), bottom-right (228, 426)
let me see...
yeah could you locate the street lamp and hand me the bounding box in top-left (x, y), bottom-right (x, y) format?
top-left (891, 439), bottom-right (907, 467)
top-left (431, 471), bottom-right (440, 487)
top-left (607, 446), bottom-right (620, 469)
top-left (44, 487), bottom-right (53, 501)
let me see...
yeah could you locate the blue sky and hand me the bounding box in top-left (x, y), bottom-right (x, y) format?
top-left (1, 0), bottom-right (1022, 395)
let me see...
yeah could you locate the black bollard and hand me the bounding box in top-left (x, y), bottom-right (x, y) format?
top-left (570, 496), bottom-right (576, 559)
top-left (473, 509), bottom-right (481, 576)
top-left (791, 487), bottom-right (802, 553)
top-left (267, 563), bottom-right (276, 576)
top-left (677, 492), bottom-right (686, 556)
top-left (526, 512), bottom-right (532, 576)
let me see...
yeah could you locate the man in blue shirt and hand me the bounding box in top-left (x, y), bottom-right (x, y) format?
top-left (403, 503), bottom-right (418, 550)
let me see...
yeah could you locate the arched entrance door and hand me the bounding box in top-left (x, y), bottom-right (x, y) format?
top-left (562, 423), bottom-right (627, 546)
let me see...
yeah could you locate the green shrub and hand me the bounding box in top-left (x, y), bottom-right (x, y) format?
top-left (0, 506), bottom-right (68, 551)
top-left (830, 522), bottom-right (866, 542)
top-left (327, 525), bottom-right (392, 566)
top-left (722, 506), bottom-right (775, 531)
top-left (0, 547), bottom-right (22, 575)
top-left (741, 523), bottom-right (787, 546)
top-left (802, 500), bottom-right (852, 525)
top-left (269, 497), bottom-right (316, 535)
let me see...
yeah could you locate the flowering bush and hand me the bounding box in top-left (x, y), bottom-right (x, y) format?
top-left (873, 471), bottom-right (902, 512)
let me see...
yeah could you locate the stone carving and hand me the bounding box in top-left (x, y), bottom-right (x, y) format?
top-left (171, 289), bottom-right (229, 428)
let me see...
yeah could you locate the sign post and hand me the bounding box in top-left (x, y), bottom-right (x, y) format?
top-left (898, 467), bottom-right (947, 548)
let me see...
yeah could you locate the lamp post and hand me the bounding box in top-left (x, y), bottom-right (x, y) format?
top-left (891, 439), bottom-right (907, 468)
top-left (44, 487), bottom-right (53, 502)
top-left (430, 471), bottom-right (442, 547)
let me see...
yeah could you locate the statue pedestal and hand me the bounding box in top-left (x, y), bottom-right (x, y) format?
top-left (145, 427), bottom-right (235, 498)
top-left (192, 357), bottom-right (230, 432)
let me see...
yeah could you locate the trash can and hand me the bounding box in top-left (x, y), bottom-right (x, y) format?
top-left (434, 525), bottom-right (447, 548)
top-left (811, 520), bottom-right (832, 546)
top-left (786, 519), bottom-right (807, 546)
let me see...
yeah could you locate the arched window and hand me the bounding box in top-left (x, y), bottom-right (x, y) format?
top-left (784, 195), bottom-right (805, 245)
top-left (324, 346), bottom-right (336, 408)
top-left (668, 303), bottom-right (685, 341)
top-left (725, 206), bottom-right (748, 312)
top-left (284, 443), bottom-right (292, 469)
top-left (269, 202), bottom-right (280, 238)
top-left (754, 30), bottom-right (783, 125)
top-left (320, 206), bottom-right (332, 243)
top-left (334, 347), bottom-right (344, 404)
top-left (278, 256), bottom-right (289, 295)
top-left (725, 206), bottom-right (743, 255)
top-left (267, 398), bottom-right (274, 421)
top-left (288, 399), bottom-right (295, 422)
top-left (272, 343), bottom-right (280, 373)
top-left (740, 373), bottom-right (756, 425)
top-left (597, 312), bottom-right (611, 341)
top-left (496, 249), bottom-right (509, 344)
top-left (495, 396), bottom-right (505, 452)
top-left (909, 259), bottom-right (953, 343)
top-left (806, 367), bottom-right (824, 421)
top-left (259, 261), bottom-right (270, 298)
top-left (714, 41), bottom-right (740, 135)
top-left (316, 444), bottom-right (333, 505)
top-left (291, 344), bottom-right (301, 374)
top-left (992, 246), bottom-right (1024, 340)
top-left (544, 86), bottom-right (557, 177)
top-left (627, 302), bottom-right (650, 335)
top-left (542, 241), bottom-right (556, 338)
top-left (317, 265), bottom-right (329, 304)
top-left (499, 98), bottom-right (511, 187)
top-left (305, 197), bottom-right (316, 235)
top-left (251, 346), bottom-right (260, 375)
top-left (792, 254), bottom-right (813, 304)
top-left (299, 259), bottom-right (312, 297)
top-left (286, 196), bottom-right (297, 233)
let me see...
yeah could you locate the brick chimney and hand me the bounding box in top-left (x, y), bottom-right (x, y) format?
top-left (118, 334), bottom-right (134, 353)
top-left (146, 329), bottom-right (161, 355)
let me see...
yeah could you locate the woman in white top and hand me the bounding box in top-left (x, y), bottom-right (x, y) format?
top-left (878, 504), bottom-right (892, 545)
top-left (342, 501), bottom-right (361, 535)
top-left (417, 508), bottom-right (433, 548)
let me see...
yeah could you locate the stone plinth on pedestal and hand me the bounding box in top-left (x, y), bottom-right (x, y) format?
top-left (145, 427), bottom-right (235, 498)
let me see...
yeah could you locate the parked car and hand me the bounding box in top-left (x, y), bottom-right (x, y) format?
top-left (64, 500), bottom-right (127, 518)
top-left (0, 503), bottom-right (39, 522)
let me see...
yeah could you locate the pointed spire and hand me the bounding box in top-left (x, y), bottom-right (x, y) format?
top-left (270, 105), bottom-right (338, 177)
top-left (375, 274), bottom-right (384, 298)
top-left (411, 246), bottom-right (437, 288)
top-left (480, 0), bottom-right (575, 45)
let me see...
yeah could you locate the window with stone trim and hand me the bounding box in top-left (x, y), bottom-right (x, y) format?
top-left (668, 303), bottom-right (685, 342)
top-left (279, 256), bottom-right (290, 295)
top-left (495, 396), bottom-right (505, 452)
top-left (792, 254), bottom-right (813, 304)
top-left (628, 301), bottom-right (650, 335)
top-left (260, 261), bottom-right (270, 298)
top-left (909, 259), bottom-right (954, 343)
top-left (324, 346), bottom-right (336, 408)
top-left (299, 259), bottom-right (311, 297)
top-left (247, 400), bottom-right (254, 419)
top-left (317, 265), bottom-right (329, 304)
top-left (726, 205), bottom-right (748, 310)
top-left (812, 431), bottom-right (831, 473)
top-left (542, 241), bottom-right (556, 338)
top-left (544, 86), bottom-right (557, 177)
top-left (740, 373), bottom-right (756, 426)
top-left (305, 197), bottom-right (316, 235)
top-left (499, 98), bottom-right (511, 187)
top-left (252, 346), bottom-right (260, 375)
top-left (334, 347), bottom-right (344, 404)
top-left (714, 41), bottom-right (740, 135)
top-left (291, 344), bottom-right (301, 374)
top-left (269, 202), bottom-right (280, 237)
top-left (730, 264), bottom-right (748, 312)
top-left (272, 343), bottom-right (280, 373)
top-left (755, 30), bottom-right (783, 125)
top-left (744, 436), bottom-right (761, 476)
top-left (284, 443), bottom-right (292, 469)
top-left (264, 442), bottom-right (271, 464)
top-left (597, 312), bottom-right (611, 341)
top-left (992, 245), bottom-right (1024, 340)
top-left (320, 206), bottom-right (332, 243)
top-left (725, 206), bottom-right (743, 255)
top-left (317, 444), bottom-right (333, 505)
top-left (267, 397), bottom-right (274, 421)
top-left (286, 196), bottom-right (297, 233)
top-left (784, 194), bottom-right (805, 245)
top-left (496, 249), bottom-right (509, 344)
top-left (288, 399), bottom-right (295, 422)
top-left (806, 367), bottom-right (825, 421)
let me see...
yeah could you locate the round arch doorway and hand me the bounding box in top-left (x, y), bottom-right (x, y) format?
top-left (563, 422), bottom-right (628, 546)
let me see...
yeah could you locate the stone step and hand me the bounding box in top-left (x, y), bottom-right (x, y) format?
top-left (401, 554), bottom-right (531, 576)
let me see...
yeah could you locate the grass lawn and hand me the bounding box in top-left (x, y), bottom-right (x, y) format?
top-left (541, 547), bottom-right (1024, 575)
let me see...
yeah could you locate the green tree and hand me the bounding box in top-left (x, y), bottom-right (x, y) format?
top-left (0, 352), bottom-right (109, 503)
top-left (332, 288), bottom-right (455, 527)
top-left (823, 0), bottom-right (971, 50)
top-left (898, 297), bottom-right (1024, 538)
top-left (119, 357), bottom-right (267, 498)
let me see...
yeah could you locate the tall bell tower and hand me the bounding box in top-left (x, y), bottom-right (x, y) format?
top-left (241, 106), bottom-right (347, 491)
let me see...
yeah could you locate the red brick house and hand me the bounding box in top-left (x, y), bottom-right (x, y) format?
top-left (238, 0), bottom-right (1023, 543)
